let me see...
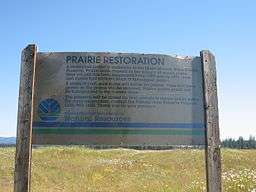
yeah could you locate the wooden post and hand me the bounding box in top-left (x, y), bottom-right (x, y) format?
top-left (201, 50), bottom-right (222, 192)
top-left (14, 44), bottom-right (37, 192)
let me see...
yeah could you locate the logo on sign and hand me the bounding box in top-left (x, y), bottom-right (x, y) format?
top-left (38, 98), bottom-right (60, 121)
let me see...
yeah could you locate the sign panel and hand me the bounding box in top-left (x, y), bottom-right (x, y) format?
top-left (32, 52), bottom-right (205, 145)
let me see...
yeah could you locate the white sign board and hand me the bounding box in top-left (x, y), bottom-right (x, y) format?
top-left (32, 52), bottom-right (205, 145)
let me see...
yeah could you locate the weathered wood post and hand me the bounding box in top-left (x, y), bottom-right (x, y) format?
top-left (201, 50), bottom-right (222, 192)
top-left (14, 44), bottom-right (37, 192)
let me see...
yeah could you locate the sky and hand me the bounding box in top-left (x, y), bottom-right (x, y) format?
top-left (0, 0), bottom-right (255, 139)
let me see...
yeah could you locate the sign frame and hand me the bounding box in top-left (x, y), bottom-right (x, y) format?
top-left (14, 44), bottom-right (222, 192)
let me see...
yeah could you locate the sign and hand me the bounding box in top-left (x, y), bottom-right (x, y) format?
top-left (14, 45), bottom-right (222, 192)
top-left (32, 52), bottom-right (205, 146)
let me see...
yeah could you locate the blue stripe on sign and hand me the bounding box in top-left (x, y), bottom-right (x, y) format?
top-left (39, 103), bottom-right (48, 113)
top-left (33, 122), bottom-right (205, 129)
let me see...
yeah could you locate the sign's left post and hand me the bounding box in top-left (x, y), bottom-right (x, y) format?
top-left (14, 44), bottom-right (37, 192)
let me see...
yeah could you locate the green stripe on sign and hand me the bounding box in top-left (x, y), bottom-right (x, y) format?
top-left (33, 128), bottom-right (205, 136)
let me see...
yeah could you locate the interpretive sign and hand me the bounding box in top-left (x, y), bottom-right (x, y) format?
top-left (14, 45), bottom-right (221, 192)
top-left (32, 52), bottom-right (205, 145)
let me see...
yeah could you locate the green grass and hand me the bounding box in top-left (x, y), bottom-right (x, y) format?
top-left (0, 147), bottom-right (256, 192)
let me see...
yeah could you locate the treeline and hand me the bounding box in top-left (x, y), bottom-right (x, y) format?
top-left (222, 136), bottom-right (256, 149)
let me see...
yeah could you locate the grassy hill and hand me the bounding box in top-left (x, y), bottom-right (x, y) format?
top-left (1, 147), bottom-right (256, 192)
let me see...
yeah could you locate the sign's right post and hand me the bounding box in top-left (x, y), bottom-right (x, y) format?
top-left (201, 50), bottom-right (222, 192)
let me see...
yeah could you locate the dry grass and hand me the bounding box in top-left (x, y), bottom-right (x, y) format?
top-left (0, 147), bottom-right (255, 191)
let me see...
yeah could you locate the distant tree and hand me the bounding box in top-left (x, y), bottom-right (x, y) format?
top-left (221, 136), bottom-right (256, 149)
top-left (237, 136), bottom-right (244, 149)
top-left (248, 135), bottom-right (256, 149)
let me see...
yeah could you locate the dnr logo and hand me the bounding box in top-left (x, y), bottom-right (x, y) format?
top-left (38, 98), bottom-right (61, 121)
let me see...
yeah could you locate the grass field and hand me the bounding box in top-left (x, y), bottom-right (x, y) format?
top-left (0, 147), bottom-right (256, 192)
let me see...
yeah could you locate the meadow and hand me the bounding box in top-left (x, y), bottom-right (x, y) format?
top-left (0, 147), bottom-right (256, 192)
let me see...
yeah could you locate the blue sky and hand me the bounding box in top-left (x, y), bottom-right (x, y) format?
top-left (0, 0), bottom-right (255, 139)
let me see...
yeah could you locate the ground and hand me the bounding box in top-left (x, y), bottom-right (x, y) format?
top-left (0, 147), bottom-right (256, 192)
